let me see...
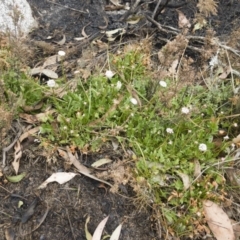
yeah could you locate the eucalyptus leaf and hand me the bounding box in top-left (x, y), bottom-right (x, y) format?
top-left (6, 172), bottom-right (26, 183)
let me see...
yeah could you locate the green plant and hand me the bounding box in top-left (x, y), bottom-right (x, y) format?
top-left (1, 48), bottom-right (237, 238)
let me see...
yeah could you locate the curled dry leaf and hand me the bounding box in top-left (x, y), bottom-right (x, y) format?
top-left (54, 34), bottom-right (66, 45)
top-left (203, 200), bottom-right (235, 240)
top-left (82, 23), bottom-right (90, 38)
top-left (38, 172), bottom-right (77, 189)
top-left (85, 215), bottom-right (92, 240)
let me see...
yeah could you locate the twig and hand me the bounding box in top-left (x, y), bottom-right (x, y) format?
top-left (120, 0), bottom-right (141, 21)
top-left (152, 0), bottom-right (163, 19)
top-left (218, 42), bottom-right (240, 57)
top-left (66, 209), bottom-right (76, 240)
top-left (2, 130), bottom-right (22, 167)
top-left (47, 1), bottom-right (86, 13)
top-left (145, 14), bottom-right (178, 35)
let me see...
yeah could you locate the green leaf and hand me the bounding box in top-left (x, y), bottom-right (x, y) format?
top-left (6, 173), bottom-right (26, 183)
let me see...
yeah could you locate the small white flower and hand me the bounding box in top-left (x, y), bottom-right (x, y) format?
top-left (47, 79), bottom-right (56, 88)
top-left (199, 143), bottom-right (207, 152)
top-left (168, 140), bottom-right (173, 145)
top-left (188, 130), bottom-right (192, 133)
top-left (58, 50), bottom-right (66, 57)
top-left (63, 126), bottom-right (67, 130)
top-left (166, 128), bottom-right (174, 134)
top-left (181, 107), bottom-right (190, 114)
top-left (105, 70), bottom-right (114, 79)
top-left (116, 81), bottom-right (122, 90)
top-left (159, 80), bottom-right (167, 88)
top-left (223, 135), bottom-right (229, 140)
top-left (70, 130), bottom-right (74, 134)
top-left (130, 98), bottom-right (138, 105)
top-left (233, 123), bottom-right (238, 127)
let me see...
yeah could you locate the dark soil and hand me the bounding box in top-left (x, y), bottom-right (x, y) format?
top-left (0, 149), bottom-right (155, 239)
top-left (1, 0), bottom-right (240, 239)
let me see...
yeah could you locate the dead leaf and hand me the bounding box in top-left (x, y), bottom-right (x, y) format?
top-left (36, 110), bottom-right (56, 122)
top-left (42, 69), bottom-right (58, 79)
top-left (126, 15), bottom-right (142, 25)
top-left (38, 172), bottom-right (78, 189)
top-left (91, 158), bottom-right (112, 168)
top-left (168, 59), bottom-right (179, 75)
top-left (218, 67), bottom-right (231, 79)
top-left (19, 127), bottom-right (40, 142)
top-left (43, 55), bottom-right (58, 68)
top-left (177, 10), bottom-right (191, 28)
top-left (85, 215), bottom-right (92, 240)
top-left (110, 224), bottom-right (122, 240)
top-left (233, 134), bottom-right (240, 144)
top-left (12, 141), bottom-right (22, 174)
top-left (194, 159), bottom-right (201, 178)
top-left (177, 171), bottom-right (190, 190)
top-left (109, 0), bottom-right (123, 7)
top-left (82, 23), bottom-right (90, 38)
top-left (54, 34), bottom-right (66, 45)
top-left (111, 138), bottom-right (119, 150)
top-left (78, 68), bottom-right (91, 81)
top-left (92, 216), bottom-right (109, 240)
top-left (6, 172), bottom-right (26, 183)
top-left (30, 67), bottom-right (44, 76)
top-left (203, 200), bottom-right (235, 240)
top-left (231, 220), bottom-right (240, 239)
top-left (74, 37), bottom-right (86, 41)
top-left (19, 113), bottom-right (39, 124)
top-left (21, 101), bottom-right (44, 112)
top-left (58, 148), bottom-right (113, 187)
top-left (65, 147), bottom-right (92, 174)
top-left (5, 228), bottom-right (15, 240)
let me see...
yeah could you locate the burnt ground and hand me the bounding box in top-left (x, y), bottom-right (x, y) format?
top-left (0, 0), bottom-right (240, 239)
